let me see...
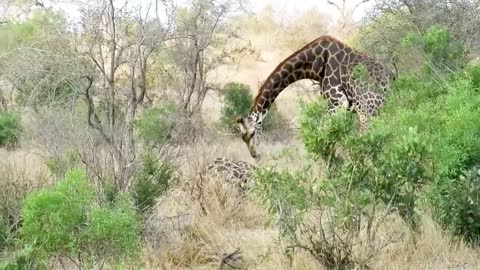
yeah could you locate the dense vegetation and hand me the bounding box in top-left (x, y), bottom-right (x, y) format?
top-left (253, 26), bottom-right (480, 268)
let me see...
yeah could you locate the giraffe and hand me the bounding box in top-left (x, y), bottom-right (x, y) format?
top-left (201, 157), bottom-right (257, 192)
top-left (236, 35), bottom-right (395, 159)
top-left (188, 157), bottom-right (256, 216)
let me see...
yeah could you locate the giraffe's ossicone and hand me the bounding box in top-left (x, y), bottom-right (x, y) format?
top-left (236, 35), bottom-right (395, 160)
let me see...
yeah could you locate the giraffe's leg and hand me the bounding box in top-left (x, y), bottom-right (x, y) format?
top-left (355, 91), bottom-right (384, 134)
top-left (357, 112), bottom-right (370, 133)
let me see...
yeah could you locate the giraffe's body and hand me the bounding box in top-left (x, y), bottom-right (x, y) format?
top-left (202, 157), bottom-right (256, 192)
top-left (236, 35), bottom-right (395, 159)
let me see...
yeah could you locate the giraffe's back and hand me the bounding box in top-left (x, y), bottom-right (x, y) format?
top-left (203, 157), bottom-right (257, 191)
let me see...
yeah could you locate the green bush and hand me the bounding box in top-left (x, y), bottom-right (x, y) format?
top-left (133, 153), bottom-right (175, 214)
top-left (299, 101), bottom-right (430, 226)
top-left (377, 74), bottom-right (480, 176)
top-left (220, 82), bottom-right (252, 131)
top-left (85, 193), bottom-right (140, 262)
top-left (135, 102), bottom-right (176, 147)
top-left (370, 66), bottom-right (480, 243)
top-left (252, 100), bottom-right (429, 268)
top-left (0, 112), bottom-right (20, 148)
top-left (220, 81), bottom-right (288, 132)
top-left (466, 64), bottom-right (480, 89)
top-left (427, 166), bottom-right (480, 243)
top-left (19, 169), bottom-right (140, 268)
top-left (402, 26), bottom-right (464, 72)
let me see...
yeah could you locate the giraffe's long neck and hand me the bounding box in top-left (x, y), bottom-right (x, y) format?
top-left (248, 39), bottom-right (331, 127)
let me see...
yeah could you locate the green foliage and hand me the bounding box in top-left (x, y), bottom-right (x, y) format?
top-left (428, 166), bottom-right (480, 243)
top-left (135, 103), bottom-right (176, 147)
top-left (354, 12), bottom-right (416, 73)
top-left (20, 170), bottom-right (95, 256)
top-left (44, 148), bottom-right (80, 177)
top-left (0, 10), bottom-right (67, 52)
top-left (0, 246), bottom-right (45, 270)
top-left (402, 26), bottom-right (464, 72)
top-left (466, 64), bottom-right (480, 89)
top-left (299, 101), bottom-right (430, 226)
top-left (133, 153), bottom-right (175, 214)
top-left (15, 80), bottom-right (75, 108)
top-left (351, 63), bottom-right (370, 81)
top-left (220, 81), bottom-right (288, 132)
top-left (253, 99), bottom-right (430, 267)
top-left (372, 68), bottom-right (480, 243)
top-left (298, 100), bottom-right (353, 162)
top-left (0, 112), bottom-right (20, 149)
top-left (383, 75), bottom-right (480, 179)
top-left (86, 193), bottom-right (140, 262)
top-left (19, 169), bottom-right (140, 267)
top-left (252, 167), bottom-right (313, 248)
top-left (220, 82), bottom-right (252, 131)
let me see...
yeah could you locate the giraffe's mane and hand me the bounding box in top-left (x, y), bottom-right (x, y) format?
top-left (250, 35), bottom-right (353, 113)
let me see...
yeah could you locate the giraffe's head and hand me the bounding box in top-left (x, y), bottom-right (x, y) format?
top-left (235, 116), bottom-right (260, 160)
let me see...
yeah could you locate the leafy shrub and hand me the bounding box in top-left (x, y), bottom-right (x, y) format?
top-left (373, 67), bottom-right (480, 243)
top-left (135, 102), bottom-right (176, 147)
top-left (253, 100), bottom-right (429, 268)
top-left (0, 112), bottom-right (20, 148)
top-left (466, 64), bottom-right (480, 89)
top-left (220, 82), bottom-right (252, 131)
top-left (402, 25), bottom-right (464, 72)
top-left (133, 153), bottom-right (176, 214)
top-left (427, 166), bottom-right (480, 243)
top-left (220, 81), bottom-right (288, 132)
top-left (299, 101), bottom-right (430, 226)
top-left (85, 193), bottom-right (140, 262)
top-left (19, 169), bottom-right (140, 268)
top-left (379, 74), bottom-right (480, 177)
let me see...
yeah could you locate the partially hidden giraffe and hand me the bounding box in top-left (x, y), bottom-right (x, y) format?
top-left (236, 35), bottom-right (396, 159)
top-left (200, 157), bottom-right (257, 192)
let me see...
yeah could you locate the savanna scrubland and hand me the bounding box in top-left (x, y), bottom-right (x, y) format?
top-left (1, 0), bottom-right (480, 269)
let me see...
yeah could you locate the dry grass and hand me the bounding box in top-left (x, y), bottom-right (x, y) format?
top-left (0, 148), bottom-right (51, 236)
top-left (141, 164), bottom-right (320, 270)
top-left (374, 216), bottom-right (480, 270)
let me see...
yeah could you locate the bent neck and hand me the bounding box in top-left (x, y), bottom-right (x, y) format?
top-left (249, 51), bottom-right (326, 128)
